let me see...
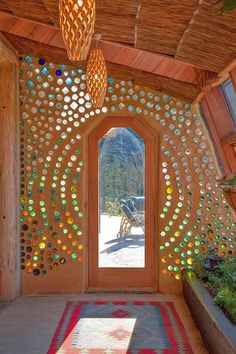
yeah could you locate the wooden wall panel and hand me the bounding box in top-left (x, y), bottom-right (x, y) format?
top-left (0, 35), bottom-right (20, 301)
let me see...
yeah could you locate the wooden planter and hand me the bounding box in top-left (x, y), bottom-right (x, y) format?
top-left (182, 270), bottom-right (236, 354)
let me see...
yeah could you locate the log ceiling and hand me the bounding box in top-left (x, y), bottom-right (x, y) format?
top-left (0, 0), bottom-right (235, 101)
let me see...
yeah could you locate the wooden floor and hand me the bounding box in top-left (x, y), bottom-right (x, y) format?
top-left (0, 293), bottom-right (208, 354)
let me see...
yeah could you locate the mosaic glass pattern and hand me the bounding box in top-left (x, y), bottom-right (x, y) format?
top-left (19, 54), bottom-right (235, 278)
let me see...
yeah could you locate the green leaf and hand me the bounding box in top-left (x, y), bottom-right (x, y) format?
top-left (217, 0), bottom-right (236, 12)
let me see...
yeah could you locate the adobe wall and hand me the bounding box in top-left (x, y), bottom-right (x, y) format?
top-left (18, 54), bottom-right (235, 294)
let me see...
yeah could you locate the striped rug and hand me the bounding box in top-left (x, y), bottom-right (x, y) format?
top-left (48, 301), bottom-right (194, 354)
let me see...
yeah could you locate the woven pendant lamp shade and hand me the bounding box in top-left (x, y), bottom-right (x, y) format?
top-left (86, 48), bottom-right (107, 108)
top-left (59, 0), bottom-right (95, 61)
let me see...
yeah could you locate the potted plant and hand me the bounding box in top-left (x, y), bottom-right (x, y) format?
top-left (217, 0), bottom-right (236, 12)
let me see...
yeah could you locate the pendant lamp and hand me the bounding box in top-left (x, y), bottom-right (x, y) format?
top-left (86, 48), bottom-right (107, 108)
top-left (59, 0), bottom-right (95, 61)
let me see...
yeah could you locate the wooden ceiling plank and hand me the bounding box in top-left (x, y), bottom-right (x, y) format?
top-left (176, 0), bottom-right (236, 72)
top-left (0, 0), bottom-right (11, 12)
top-left (98, 45), bottom-right (138, 67)
top-left (108, 41), bottom-right (197, 83)
top-left (6, 0), bottom-right (54, 25)
top-left (129, 52), bottom-right (163, 72)
top-left (31, 25), bottom-right (59, 44)
top-left (96, 0), bottom-right (139, 15)
top-left (0, 9), bottom-right (57, 29)
top-left (42, 0), bottom-right (60, 27)
top-left (136, 0), bottom-right (198, 55)
top-left (95, 0), bottom-right (138, 46)
top-left (177, 42), bottom-right (233, 72)
top-left (0, 0), bottom-right (235, 74)
top-left (172, 66), bottom-right (196, 83)
top-left (181, 22), bottom-right (236, 50)
top-left (6, 20), bottom-right (38, 40)
top-left (0, 11), bottom-right (199, 85)
top-left (0, 16), bottom-right (18, 33)
top-left (46, 31), bottom-right (65, 48)
top-left (0, 12), bottom-right (61, 46)
top-left (155, 61), bottom-right (184, 79)
top-left (95, 14), bottom-right (136, 45)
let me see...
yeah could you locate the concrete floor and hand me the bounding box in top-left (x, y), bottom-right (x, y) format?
top-left (0, 293), bottom-right (208, 354)
top-left (0, 302), bottom-right (8, 314)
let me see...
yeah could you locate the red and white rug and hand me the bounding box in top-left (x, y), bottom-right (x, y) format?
top-left (48, 301), bottom-right (194, 353)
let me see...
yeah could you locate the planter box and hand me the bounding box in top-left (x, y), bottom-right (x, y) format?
top-left (182, 270), bottom-right (236, 354)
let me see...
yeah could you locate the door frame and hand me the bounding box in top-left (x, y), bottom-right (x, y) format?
top-left (85, 116), bottom-right (159, 291)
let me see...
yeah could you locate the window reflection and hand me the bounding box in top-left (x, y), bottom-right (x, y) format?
top-left (222, 80), bottom-right (236, 126)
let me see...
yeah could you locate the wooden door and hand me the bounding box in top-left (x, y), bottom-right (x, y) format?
top-left (88, 117), bottom-right (157, 290)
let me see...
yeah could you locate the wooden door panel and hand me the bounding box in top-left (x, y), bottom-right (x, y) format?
top-left (88, 117), bottom-right (157, 290)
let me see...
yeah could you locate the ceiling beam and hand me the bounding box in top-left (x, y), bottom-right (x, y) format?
top-left (0, 10), bottom-right (198, 85)
top-left (3, 33), bottom-right (200, 102)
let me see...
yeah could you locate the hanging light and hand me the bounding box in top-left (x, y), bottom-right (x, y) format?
top-left (59, 0), bottom-right (95, 61)
top-left (86, 48), bottom-right (107, 108)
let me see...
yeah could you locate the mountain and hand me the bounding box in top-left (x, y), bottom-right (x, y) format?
top-left (99, 128), bottom-right (144, 213)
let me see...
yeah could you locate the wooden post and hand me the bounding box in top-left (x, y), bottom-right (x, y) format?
top-left (0, 34), bottom-right (20, 301)
top-left (229, 67), bottom-right (236, 91)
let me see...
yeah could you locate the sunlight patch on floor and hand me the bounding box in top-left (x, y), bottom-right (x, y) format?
top-left (57, 318), bottom-right (136, 351)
